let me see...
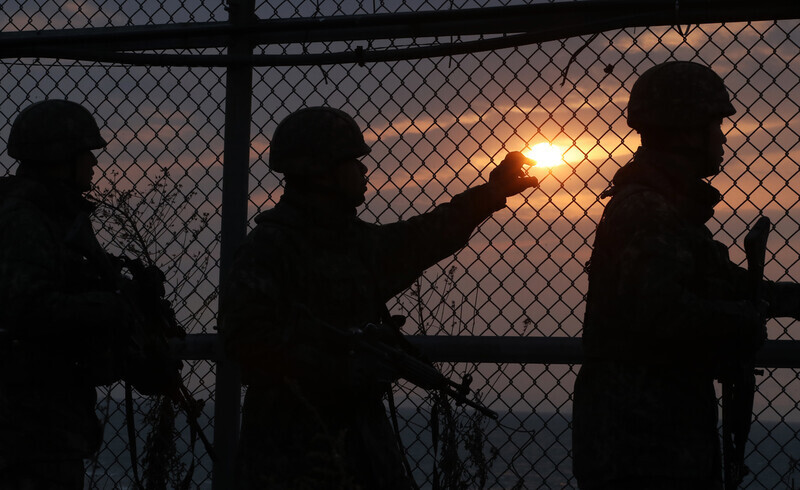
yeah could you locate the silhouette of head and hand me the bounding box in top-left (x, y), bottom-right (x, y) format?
top-left (8, 99), bottom-right (107, 191)
top-left (627, 61), bottom-right (736, 178)
top-left (627, 61), bottom-right (735, 131)
top-left (269, 106), bottom-right (371, 177)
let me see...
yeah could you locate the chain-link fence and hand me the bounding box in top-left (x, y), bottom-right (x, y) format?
top-left (1, 1), bottom-right (799, 488)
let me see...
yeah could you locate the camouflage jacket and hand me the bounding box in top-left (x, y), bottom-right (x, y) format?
top-left (220, 183), bottom-right (506, 489)
top-left (573, 148), bottom-right (762, 485)
top-left (0, 176), bottom-right (129, 465)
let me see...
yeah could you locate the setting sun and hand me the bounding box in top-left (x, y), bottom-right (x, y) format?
top-left (524, 143), bottom-right (565, 168)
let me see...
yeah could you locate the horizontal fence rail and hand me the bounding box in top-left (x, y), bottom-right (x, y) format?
top-left (172, 334), bottom-right (800, 368)
top-left (1, 1), bottom-right (798, 66)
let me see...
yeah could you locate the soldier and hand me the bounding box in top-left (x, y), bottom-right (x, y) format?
top-left (0, 99), bottom-right (179, 489)
top-left (220, 106), bottom-right (538, 489)
top-left (572, 61), bottom-right (800, 489)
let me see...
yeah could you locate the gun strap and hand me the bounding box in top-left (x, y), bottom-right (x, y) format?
top-left (431, 398), bottom-right (440, 490)
top-left (721, 376), bottom-right (735, 490)
top-left (180, 410), bottom-right (198, 490)
top-left (387, 391), bottom-right (421, 490)
top-left (175, 385), bottom-right (217, 461)
top-left (125, 381), bottom-right (143, 489)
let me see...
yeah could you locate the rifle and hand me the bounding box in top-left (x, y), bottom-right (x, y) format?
top-left (115, 256), bottom-right (217, 482)
top-left (87, 196), bottom-right (216, 483)
top-left (329, 320), bottom-right (497, 420)
top-left (721, 216), bottom-right (770, 490)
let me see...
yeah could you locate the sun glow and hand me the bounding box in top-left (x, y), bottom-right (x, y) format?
top-left (524, 143), bottom-right (565, 168)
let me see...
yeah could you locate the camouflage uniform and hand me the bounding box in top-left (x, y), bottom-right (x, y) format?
top-left (572, 62), bottom-right (779, 489)
top-left (223, 185), bottom-right (508, 489)
top-left (0, 100), bottom-right (128, 489)
top-left (221, 109), bottom-right (512, 489)
top-left (572, 148), bottom-right (761, 488)
top-left (0, 177), bottom-right (129, 488)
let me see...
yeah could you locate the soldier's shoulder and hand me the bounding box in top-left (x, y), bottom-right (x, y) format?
top-left (248, 209), bottom-right (296, 244)
top-left (604, 185), bottom-right (676, 226)
top-left (230, 210), bottom-right (298, 268)
top-left (0, 176), bottom-right (53, 209)
top-left (0, 178), bottom-right (53, 223)
top-left (0, 197), bottom-right (59, 264)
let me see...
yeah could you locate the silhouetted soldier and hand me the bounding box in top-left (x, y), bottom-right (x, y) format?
top-left (220, 106), bottom-right (538, 489)
top-left (0, 100), bottom-right (180, 489)
top-left (572, 61), bottom-right (800, 489)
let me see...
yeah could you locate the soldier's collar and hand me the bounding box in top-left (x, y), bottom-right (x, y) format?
top-left (1, 174), bottom-right (91, 211)
top-left (257, 189), bottom-right (358, 227)
top-left (617, 148), bottom-right (708, 194)
top-left (611, 148), bottom-right (721, 223)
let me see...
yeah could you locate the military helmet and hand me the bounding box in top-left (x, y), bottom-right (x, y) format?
top-left (7, 99), bottom-right (107, 162)
top-left (268, 106), bottom-right (371, 175)
top-left (627, 61), bottom-right (736, 131)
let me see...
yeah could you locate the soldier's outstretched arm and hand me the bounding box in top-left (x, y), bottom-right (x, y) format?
top-left (368, 152), bottom-right (539, 301)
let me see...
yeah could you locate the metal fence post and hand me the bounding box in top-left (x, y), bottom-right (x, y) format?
top-left (214, 0), bottom-right (255, 488)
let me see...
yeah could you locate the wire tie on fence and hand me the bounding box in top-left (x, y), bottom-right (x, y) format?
top-left (674, 0), bottom-right (691, 39)
top-left (559, 33), bottom-right (598, 87)
top-left (448, 0), bottom-right (455, 68)
top-left (355, 45), bottom-right (366, 67)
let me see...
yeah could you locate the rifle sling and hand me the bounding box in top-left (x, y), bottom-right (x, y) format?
top-left (125, 381), bottom-right (142, 489)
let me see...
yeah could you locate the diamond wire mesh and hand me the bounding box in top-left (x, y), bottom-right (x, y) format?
top-left (2, 1), bottom-right (800, 488)
top-left (251, 18), bottom-right (800, 489)
top-left (1, 3), bottom-right (228, 487)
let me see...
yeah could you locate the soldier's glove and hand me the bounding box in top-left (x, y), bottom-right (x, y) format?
top-left (488, 151), bottom-right (539, 197)
top-left (764, 281), bottom-right (800, 321)
top-left (345, 349), bottom-right (396, 393)
top-left (124, 337), bottom-right (183, 396)
top-left (288, 337), bottom-right (392, 396)
top-left (733, 300), bottom-right (768, 358)
top-left (362, 322), bottom-right (399, 345)
top-left (753, 298), bottom-right (769, 348)
top-left (342, 325), bottom-right (398, 392)
top-left (141, 264), bottom-right (167, 296)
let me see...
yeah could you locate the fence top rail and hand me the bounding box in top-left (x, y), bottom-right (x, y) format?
top-left (1, 0), bottom-right (798, 67)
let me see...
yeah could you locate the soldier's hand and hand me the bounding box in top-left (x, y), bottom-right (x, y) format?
top-left (733, 300), bottom-right (768, 358)
top-left (753, 299), bottom-right (769, 348)
top-left (489, 151), bottom-right (539, 197)
top-left (125, 339), bottom-right (184, 397)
